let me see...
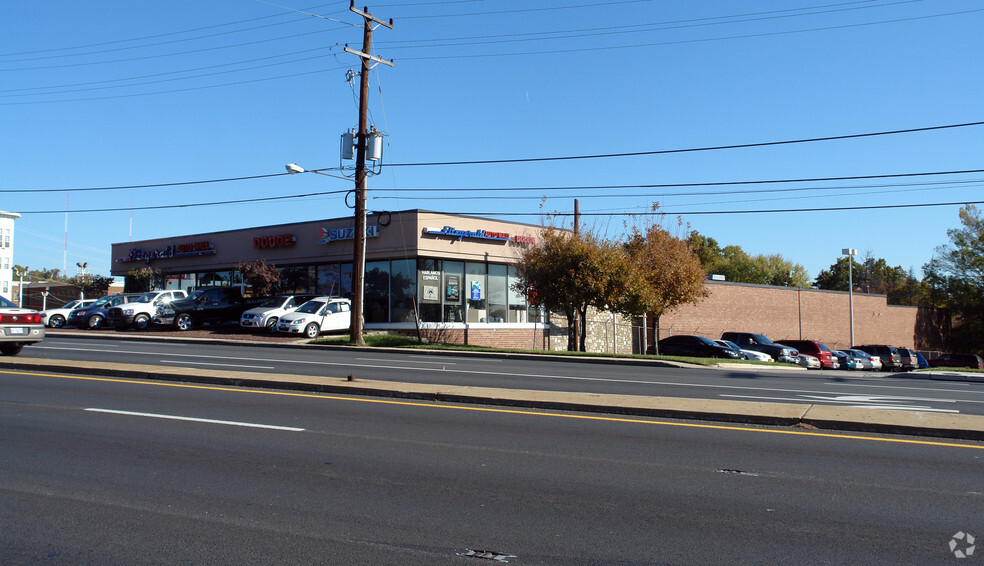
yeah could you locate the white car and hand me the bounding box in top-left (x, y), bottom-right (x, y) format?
top-left (716, 339), bottom-right (773, 362)
top-left (276, 297), bottom-right (351, 338)
top-left (240, 294), bottom-right (317, 331)
top-left (40, 299), bottom-right (97, 328)
top-left (797, 354), bottom-right (821, 369)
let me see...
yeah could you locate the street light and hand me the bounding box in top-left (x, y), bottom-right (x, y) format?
top-left (286, 163), bottom-right (366, 344)
top-left (14, 266), bottom-right (28, 307)
top-left (841, 248), bottom-right (857, 347)
top-left (76, 261), bottom-right (88, 301)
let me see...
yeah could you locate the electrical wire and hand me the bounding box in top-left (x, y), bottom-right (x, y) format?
top-left (17, 190), bottom-right (350, 215)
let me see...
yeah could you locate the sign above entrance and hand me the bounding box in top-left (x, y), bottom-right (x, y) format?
top-left (423, 226), bottom-right (534, 246)
top-left (116, 240), bottom-right (216, 265)
top-left (318, 225), bottom-right (380, 245)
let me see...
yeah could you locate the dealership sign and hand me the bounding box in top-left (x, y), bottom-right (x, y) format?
top-left (423, 226), bottom-right (534, 246)
top-left (253, 233), bottom-right (296, 249)
top-left (117, 240), bottom-right (216, 264)
top-left (318, 225), bottom-right (380, 244)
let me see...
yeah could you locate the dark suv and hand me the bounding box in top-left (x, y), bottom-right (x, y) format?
top-left (721, 332), bottom-right (799, 364)
top-left (895, 347), bottom-right (919, 372)
top-left (853, 345), bottom-right (902, 371)
top-left (929, 353), bottom-right (984, 369)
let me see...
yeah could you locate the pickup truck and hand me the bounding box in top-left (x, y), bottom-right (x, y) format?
top-left (106, 290), bottom-right (187, 330)
top-left (155, 286), bottom-right (262, 331)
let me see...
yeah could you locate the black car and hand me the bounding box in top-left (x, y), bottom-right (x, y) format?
top-left (155, 286), bottom-right (263, 331)
top-left (853, 345), bottom-right (902, 371)
top-left (720, 332), bottom-right (800, 364)
top-left (929, 353), bottom-right (984, 369)
top-left (656, 335), bottom-right (743, 359)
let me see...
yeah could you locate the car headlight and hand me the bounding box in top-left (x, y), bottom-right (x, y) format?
top-left (123, 309), bottom-right (135, 316)
top-left (290, 319), bottom-right (304, 325)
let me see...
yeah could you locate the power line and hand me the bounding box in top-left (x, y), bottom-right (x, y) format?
top-left (389, 121), bottom-right (984, 167)
top-left (17, 190), bottom-right (350, 215)
top-left (460, 200), bottom-right (984, 217)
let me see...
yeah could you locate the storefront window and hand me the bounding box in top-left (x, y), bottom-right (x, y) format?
top-left (340, 263), bottom-right (353, 299)
top-left (317, 264), bottom-right (341, 296)
top-left (278, 265), bottom-right (313, 293)
top-left (508, 266), bottom-right (529, 322)
top-left (488, 264), bottom-right (507, 323)
top-left (417, 258), bottom-right (442, 322)
top-left (465, 262), bottom-right (487, 323)
top-left (364, 260), bottom-right (389, 323)
top-left (443, 261), bottom-right (464, 323)
top-left (390, 259), bottom-right (416, 323)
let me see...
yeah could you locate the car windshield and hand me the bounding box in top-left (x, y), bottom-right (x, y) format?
top-left (259, 296), bottom-right (289, 308)
top-left (752, 334), bottom-right (774, 345)
top-left (0, 296), bottom-right (18, 308)
top-left (90, 296), bottom-right (112, 307)
top-left (696, 336), bottom-right (718, 346)
top-left (134, 292), bottom-right (159, 303)
top-left (294, 300), bottom-right (325, 314)
top-left (719, 340), bottom-right (740, 349)
top-left (850, 350), bottom-right (870, 359)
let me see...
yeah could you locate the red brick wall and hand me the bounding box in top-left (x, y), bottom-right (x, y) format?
top-left (659, 281), bottom-right (946, 351)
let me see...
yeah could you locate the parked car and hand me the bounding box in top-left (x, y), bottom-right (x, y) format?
top-left (654, 335), bottom-right (743, 359)
top-left (0, 295), bottom-right (45, 355)
top-left (40, 298), bottom-right (97, 328)
top-left (156, 286), bottom-right (263, 331)
top-left (928, 353), bottom-right (984, 369)
top-left (67, 293), bottom-right (144, 329)
top-left (853, 345), bottom-right (902, 372)
top-left (845, 349), bottom-right (881, 371)
top-left (716, 339), bottom-right (773, 362)
top-left (797, 354), bottom-right (821, 369)
top-left (914, 351), bottom-right (929, 369)
top-left (275, 297), bottom-right (352, 338)
top-left (106, 290), bottom-right (187, 330)
top-left (777, 340), bottom-right (839, 370)
top-left (895, 347), bottom-right (919, 372)
top-left (720, 332), bottom-right (799, 364)
top-left (833, 350), bottom-right (864, 370)
top-left (240, 294), bottom-right (318, 331)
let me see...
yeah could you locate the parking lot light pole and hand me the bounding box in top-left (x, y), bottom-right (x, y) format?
top-left (15, 266), bottom-right (28, 307)
top-left (842, 248), bottom-right (857, 347)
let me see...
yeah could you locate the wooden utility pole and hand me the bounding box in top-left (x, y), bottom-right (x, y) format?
top-left (344, 2), bottom-right (392, 345)
top-left (573, 199), bottom-right (580, 351)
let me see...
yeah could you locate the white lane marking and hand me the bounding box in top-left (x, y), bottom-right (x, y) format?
top-left (356, 357), bottom-right (458, 365)
top-left (720, 394), bottom-right (960, 413)
top-left (84, 408), bottom-right (305, 431)
top-left (32, 344), bottom-right (984, 404)
top-left (157, 359), bottom-right (275, 369)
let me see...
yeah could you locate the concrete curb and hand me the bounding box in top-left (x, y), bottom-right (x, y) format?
top-left (5, 356), bottom-right (984, 442)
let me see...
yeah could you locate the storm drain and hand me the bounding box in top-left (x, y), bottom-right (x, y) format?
top-left (457, 549), bottom-right (517, 563)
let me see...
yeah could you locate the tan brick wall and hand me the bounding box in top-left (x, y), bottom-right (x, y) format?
top-left (658, 281), bottom-right (946, 351)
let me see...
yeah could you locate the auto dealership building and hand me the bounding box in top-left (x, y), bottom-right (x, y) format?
top-left (110, 208), bottom-right (946, 354)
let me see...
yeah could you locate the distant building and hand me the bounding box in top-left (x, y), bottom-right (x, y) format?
top-left (0, 211), bottom-right (21, 302)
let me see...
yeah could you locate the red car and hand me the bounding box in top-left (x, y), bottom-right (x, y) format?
top-left (777, 340), bottom-right (840, 369)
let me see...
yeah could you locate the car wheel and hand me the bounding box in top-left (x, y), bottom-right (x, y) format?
top-left (132, 314), bottom-right (151, 330)
top-left (266, 317), bottom-right (279, 331)
top-left (304, 323), bottom-right (320, 339)
top-left (0, 344), bottom-right (24, 356)
top-left (48, 314), bottom-right (65, 328)
top-left (174, 314), bottom-right (193, 331)
top-left (88, 315), bottom-right (104, 329)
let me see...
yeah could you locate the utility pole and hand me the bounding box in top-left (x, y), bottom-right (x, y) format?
top-left (573, 199), bottom-right (580, 351)
top-left (344, 2), bottom-right (392, 345)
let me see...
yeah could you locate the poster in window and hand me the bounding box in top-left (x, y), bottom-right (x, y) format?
top-left (470, 280), bottom-right (482, 301)
top-left (420, 271), bottom-right (441, 304)
top-left (445, 274), bottom-right (460, 302)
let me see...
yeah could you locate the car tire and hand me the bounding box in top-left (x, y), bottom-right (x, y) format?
top-left (0, 343), bottom-right (24, 356)
top-left (88, 315), bottom-right (104, 329)
top-left (304, 323), bottom-right (320, 339)
top-left (132, 314), bottom-right (151, 330)
top-left (266, 317), bottom-right (279, 331)
top-left (174, 314), bottom-right (193, 331)
top-left (48, 315), bottom-right (65, 328)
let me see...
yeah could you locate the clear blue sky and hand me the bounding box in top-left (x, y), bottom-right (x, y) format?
top-left (3, 0), bottom-right (982, 281)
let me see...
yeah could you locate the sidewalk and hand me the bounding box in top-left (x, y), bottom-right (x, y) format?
top-left (7, 331), bottom-right (984, 442)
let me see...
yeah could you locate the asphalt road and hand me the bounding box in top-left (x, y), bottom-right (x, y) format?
top-left (2, 368), bottom-right (982, 565)
top-left (22, 334), bottom-right (984, 416)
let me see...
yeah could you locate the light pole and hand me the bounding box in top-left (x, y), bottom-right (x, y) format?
top-left (76, 261), bottom-right (88, 301)
top-left (286, 164), bottom-right (365, 344)
top-left (841, 248), bottom-right (857, 347)
top-left (14, 266), bottom-right (28, 307)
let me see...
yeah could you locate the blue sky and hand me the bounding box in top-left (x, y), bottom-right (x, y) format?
top-left (2, 0), bottom-right (982, 281)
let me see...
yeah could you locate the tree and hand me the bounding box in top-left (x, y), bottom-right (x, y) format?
top-left (124, 267), bottom-right (165, 293)
top-left (68, 274), bottom-right (114, 297)
top-left (923, 205), bottom-right (984, 353)
top-left (237, 259), bottom-right (279, 297)
top-left (623, 221), bottom-right (708, 355)
top-left (814, 252), bottom-right (923, 305)
top-left (512, 226), bottom-right (626, 351)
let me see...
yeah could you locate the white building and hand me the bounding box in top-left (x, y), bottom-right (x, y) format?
top-left (0, 211), bottom-right (21, 302)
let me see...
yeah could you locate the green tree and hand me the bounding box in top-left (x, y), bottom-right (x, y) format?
top-left (923, 205), bottom-right (984, 353)
top-left (124, 267), bottom-right (164, 293)
top-left (814, 253), bottom-right (923, 305)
